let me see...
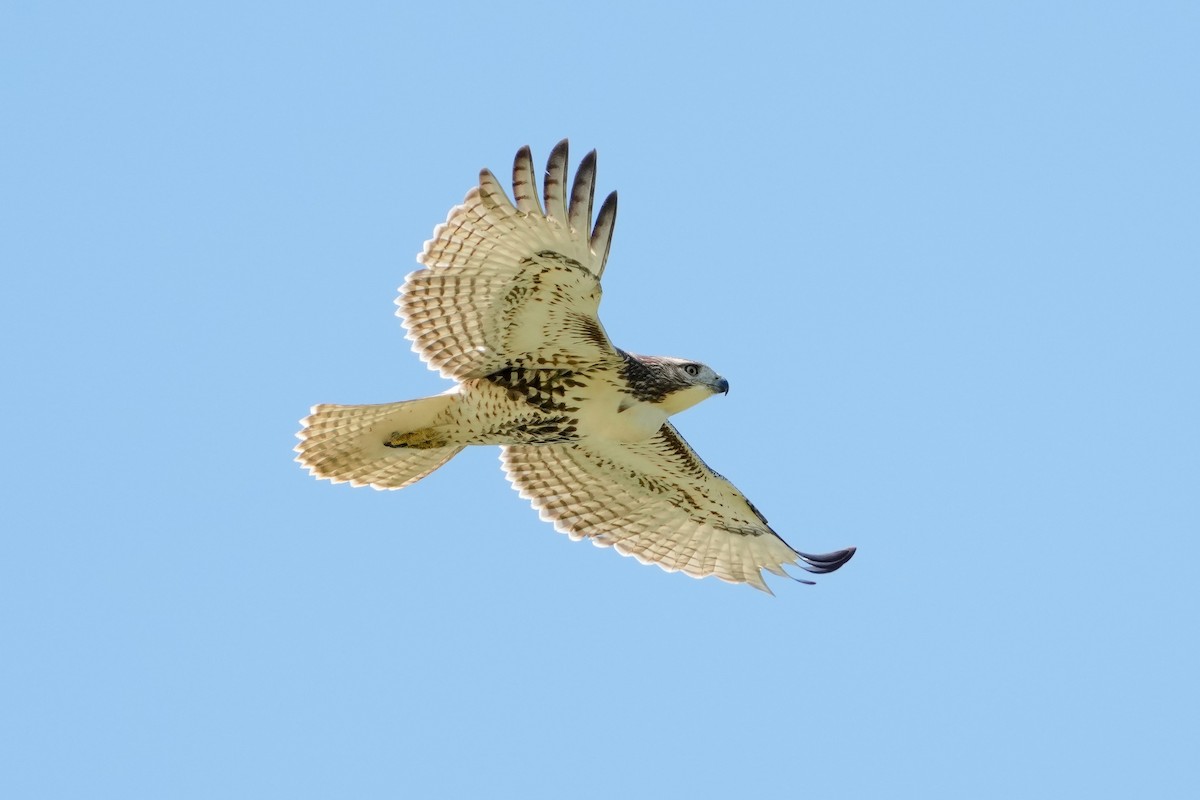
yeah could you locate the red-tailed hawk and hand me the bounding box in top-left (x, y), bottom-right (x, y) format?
top-left (296, 141), bottom-right (855, 592)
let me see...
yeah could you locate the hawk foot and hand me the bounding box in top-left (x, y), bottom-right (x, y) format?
top-left (384, 430), bottom-right (448, 449)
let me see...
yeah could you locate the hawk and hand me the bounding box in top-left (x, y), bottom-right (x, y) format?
top-left (295, 140), bottom-right (855, 592)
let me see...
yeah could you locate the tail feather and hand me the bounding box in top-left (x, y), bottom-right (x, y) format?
top-left (295, 396), bottom-right (464, 490)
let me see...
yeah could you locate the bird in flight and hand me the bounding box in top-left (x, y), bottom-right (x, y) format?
top-left (295, 140), bottom-right (855, 592)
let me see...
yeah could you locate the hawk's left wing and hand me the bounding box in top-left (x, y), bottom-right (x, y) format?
top-left (501, 424), bottom-right (856, 592)
top-left (399, 140), bottom-right (621, 381)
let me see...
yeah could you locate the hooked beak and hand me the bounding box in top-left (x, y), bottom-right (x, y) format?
top-left (713, 376), bottom-right (730, 395)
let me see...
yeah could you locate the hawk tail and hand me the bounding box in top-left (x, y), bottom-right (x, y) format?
top-left (295, 396), bottom-right (464, 490)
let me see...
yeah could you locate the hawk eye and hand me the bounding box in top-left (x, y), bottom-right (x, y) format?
top-left (683, 364), bottom-right (700, 377)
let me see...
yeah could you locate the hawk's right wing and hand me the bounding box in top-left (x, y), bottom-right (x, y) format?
top-left (501, 424), bottom-right (856, 592)
top-left (399, 140), bottom-right (621, 381)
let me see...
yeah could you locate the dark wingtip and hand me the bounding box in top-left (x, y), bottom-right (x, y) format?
top-left (548, 138), bottom-right (569, 165)
top-left (796, 546), bottom-right (856, 575)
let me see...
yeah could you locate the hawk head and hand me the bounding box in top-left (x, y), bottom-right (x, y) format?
top-left (629, 354), bottom-right (729, 415)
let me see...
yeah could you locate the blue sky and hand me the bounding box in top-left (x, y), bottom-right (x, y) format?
top-left (3, 2), bottom-right (1197, 797)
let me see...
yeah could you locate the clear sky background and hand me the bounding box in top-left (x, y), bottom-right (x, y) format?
top-left (3, 2), bottom-right (1197, 798)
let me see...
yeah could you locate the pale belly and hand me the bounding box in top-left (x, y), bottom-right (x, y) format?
top-left (571, 384), bottom-right (668, 442)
